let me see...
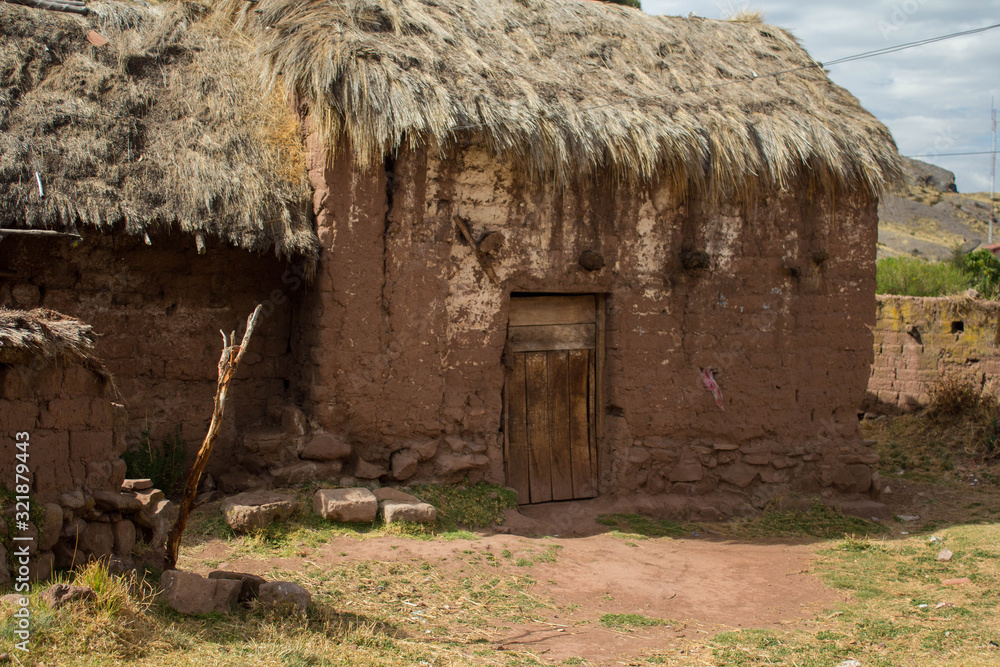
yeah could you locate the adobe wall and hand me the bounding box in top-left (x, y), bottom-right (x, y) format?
top-left (300, 142), bottom-right (881, 516)
top-left (0, 234), bottom-right (302, 473)
top-left (865, 295), bottom-right (1000, 412)
top-left (0, 347), bottom-right (127, 584)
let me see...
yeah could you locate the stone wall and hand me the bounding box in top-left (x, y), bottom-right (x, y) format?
top-left (865, 295), bottom-right (1000, 412)
top-left (296, 142), bottom-right (882, 516)
top-left (1, 233), bottom-right (303, 472)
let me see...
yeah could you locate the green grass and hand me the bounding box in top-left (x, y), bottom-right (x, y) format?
top-left (705, 526), bottom-right (1000, 667)
top-left (599, 613), bottom-right (670, 629)
top-left (182, 483), bottom-right (519, 562)
top-left (717, 499), bottom-right (888, 539)
top-left (21, 552), bottom-right (553, 667)
top-left (408, 482), bottom-right (518, 530)
top-left (876, 256), bottom-right (971, 297)
top-left (595, 513), bottom-right (688, 539)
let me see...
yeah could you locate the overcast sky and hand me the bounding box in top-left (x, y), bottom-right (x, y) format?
top-left (643, 0), bottom-right (1000, 193)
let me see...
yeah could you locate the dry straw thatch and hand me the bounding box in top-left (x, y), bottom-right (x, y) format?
top-left (223, 0), bottom-right (902, 199)
top-left (0, 1), bottom-right (315, 259)
top-left (0, 307), bottom-right (103, 370)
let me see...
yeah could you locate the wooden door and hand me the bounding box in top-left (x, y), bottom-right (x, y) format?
top-left (505, 295), bottom-right (600, 504)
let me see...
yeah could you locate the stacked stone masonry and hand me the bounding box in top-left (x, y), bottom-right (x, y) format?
top-left (865, 295), bottom-right (1000, 412)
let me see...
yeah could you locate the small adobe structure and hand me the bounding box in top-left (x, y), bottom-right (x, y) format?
top-left (0, 0), bottom-right (902, 517)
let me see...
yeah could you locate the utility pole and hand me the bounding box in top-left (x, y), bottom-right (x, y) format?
top-left (991, 96), bottom-right (997, 245)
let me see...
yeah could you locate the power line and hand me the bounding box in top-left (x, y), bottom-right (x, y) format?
top-left (904, 151), bottom-right (998, 159)
top-left (823, 23), bottom-right (1000, 67)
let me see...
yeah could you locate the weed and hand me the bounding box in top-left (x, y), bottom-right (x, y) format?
top-left (121, 425), bottom-right (188, 494)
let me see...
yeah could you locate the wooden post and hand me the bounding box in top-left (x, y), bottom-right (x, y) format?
top-left (164, 304), bottom-right (263, 570)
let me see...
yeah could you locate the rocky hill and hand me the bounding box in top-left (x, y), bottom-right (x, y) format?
top-left (877, 158), bottom-right (996, 260)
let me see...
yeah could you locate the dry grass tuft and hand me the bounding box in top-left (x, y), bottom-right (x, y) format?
top-left (217, 0), bottom-right (900, 199)
top-left (863, 377), bottom-right (1000, 484)
top-left (0, 308), bottom-right (110, 383)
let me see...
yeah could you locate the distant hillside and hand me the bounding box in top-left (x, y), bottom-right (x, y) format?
top-left (877, 157), bottom-right (996, 260)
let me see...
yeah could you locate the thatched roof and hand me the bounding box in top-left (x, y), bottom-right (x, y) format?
top-left (0, 1), bottom-right (316, 260)
top-left (0, 308), bottom-right (107, 375)
top-left (2, 0), bottom-right (900, 259)
top-left (226, 0), bottom-right (901, 198)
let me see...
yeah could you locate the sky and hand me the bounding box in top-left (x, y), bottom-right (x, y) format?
top-left (642, 0), bottom-right (1000, 193)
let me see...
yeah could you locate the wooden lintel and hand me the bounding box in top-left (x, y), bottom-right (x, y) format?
top-left (0, 229), bottom-right (82, 239)
top-left (453, 216), bottom-right (499, 285)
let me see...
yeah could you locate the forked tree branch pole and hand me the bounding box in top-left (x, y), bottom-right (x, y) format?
top-left (164, 304), bottom-right (264, 570)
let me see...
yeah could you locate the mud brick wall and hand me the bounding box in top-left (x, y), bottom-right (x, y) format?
top-left (297, 141), bottom-right (881, 515)
top-left (0, 359), bottom-right (123, 504)
top-left (865, 295), bottom-right (1000, 412)
top-left (1, 234), bottom-right (300, 471)
top-left (0, 352), bottom-right (129, 585)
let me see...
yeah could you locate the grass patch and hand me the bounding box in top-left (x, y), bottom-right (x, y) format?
top-left (23, 551), bottom-right (555, 666)
top-left (595, 513), bottom-right (688, 539)
top-left (599, 613), bottom-right (670, 629)
top-left (862, 378), bottom-right (1000, 485)
top-left (717, 499), bottom-right (888, 539)
top-left (408, 482), bottom-right (518, 530)
top-left (707, 524), bottom-right (1000, 666)
top-left (182, 482), bottom-right (517, 560)
top-left (876, 255), bottom-right (971, 297)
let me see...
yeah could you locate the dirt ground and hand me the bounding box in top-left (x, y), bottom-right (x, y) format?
top-left (179, 481), bottom-right (997, 666)
top-left (183, 505), bottom-right (827, 663)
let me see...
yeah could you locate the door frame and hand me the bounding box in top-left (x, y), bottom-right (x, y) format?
top-left (502, 292), bottom-right (606, 504)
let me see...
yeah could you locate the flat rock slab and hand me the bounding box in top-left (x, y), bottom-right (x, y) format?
top-left (209, 570), bottom-right (267, 603)
top-left (160, 570), bottom-right (241, 615)
top-left (93, 490), bottom-right (142, 513)
top-left (313, 488), bottom-right (378, 523)
top-left (220, 490), bottom-right (298, 533)
top-left (372, 488), bottom-right (421, 504)
top-left (41, 584), bottom-right (95, 610)
top-left (122, 478), bottom-right (153, 491)
top-left (381, 500), bottom-right (437, 524)
top-left (258, 581), bottom-right (311, 614)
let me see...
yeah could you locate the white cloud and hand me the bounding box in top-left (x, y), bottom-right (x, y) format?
top-left (641, 0), bottom-right (1000, 192)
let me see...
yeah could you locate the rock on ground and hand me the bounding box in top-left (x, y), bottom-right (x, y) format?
top-left (209, 571), bottom-right (267, 604)
top-left (160, 570), bottom-right (241, 615)
top-left (381, 501), bottom-right (437, 524)
top-left (41, 584), bottom-right (95, 610)
top-left (220, 490), bottom-right (298, 533)
top-left (258, 581), bottom-right (311, 614)
top-left (372, 488), bottom-right (421, 504)
top-left (313, 488), bottom-right (378, 523)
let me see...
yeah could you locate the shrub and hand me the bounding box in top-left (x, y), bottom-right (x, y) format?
top-left (875, 256), bottom-right (971, 297)
top-left (120, 426), bottom-right (188, 494)
top-left (960, 249), bottom-right (1000, 299)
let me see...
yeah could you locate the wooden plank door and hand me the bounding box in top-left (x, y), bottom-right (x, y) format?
top-left (505, 295), bottom-right (599, 504)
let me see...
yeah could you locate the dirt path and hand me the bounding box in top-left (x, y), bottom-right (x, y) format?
top-left (185, 499), bottom-right (845, 665)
